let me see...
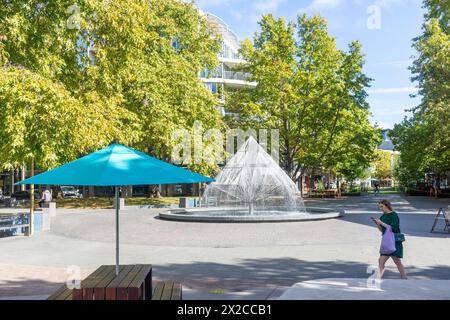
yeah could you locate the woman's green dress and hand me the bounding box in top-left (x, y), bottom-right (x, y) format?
top-left (380, 211), bottom-right (403, 258)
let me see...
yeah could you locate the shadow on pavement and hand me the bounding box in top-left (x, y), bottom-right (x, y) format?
top-left (2, 258), bottom-right (449, 299)
top-left (341, 211), bottom-right (450, 238)
top-left (152, 258), bottom-right (450, 291)
top-left (0, 278), bottom-right (59, 299)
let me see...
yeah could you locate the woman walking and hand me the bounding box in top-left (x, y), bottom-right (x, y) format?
top-left (372, 199), bottom-right (407, 279)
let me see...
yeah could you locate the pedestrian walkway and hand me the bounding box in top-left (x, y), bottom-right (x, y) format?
top-left (278, 278), bottom-right (450, 300)
top-left (1, 195), bottom-right (449, 299)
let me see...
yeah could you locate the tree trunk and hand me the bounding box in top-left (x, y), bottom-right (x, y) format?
top-left (21, 164), bottom-right (26, 191)
top-left (299, 174), bottom-right (304, 197)
top-left (337, 177), bottom-right (341, 198)
top-left (309, 168), bottom-right (315, 191)
top-left (11, 169), bottom-right (15, 195)
top-left (29, 159), bottom-right (34, 236)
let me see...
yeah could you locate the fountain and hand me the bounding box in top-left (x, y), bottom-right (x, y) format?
top-left (159, 137), bottom-right (344, 222)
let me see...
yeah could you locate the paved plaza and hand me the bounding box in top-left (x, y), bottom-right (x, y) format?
top-left (0, 194), bottom-right (449, 299)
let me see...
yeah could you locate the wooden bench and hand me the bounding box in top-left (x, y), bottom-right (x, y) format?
top-left (48, 264), bottom-right (153, 300)
top-left (48, 280), bottom-right (183, 300)
top-left (47, 284), bottom-right (73, 300)
top-left (322, 189), bottom-right (337, 198)
top-left (152, 282), bottom-right (182, 300)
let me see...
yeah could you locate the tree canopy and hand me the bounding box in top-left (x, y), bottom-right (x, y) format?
top-left (0, 0), bottom-right (224, 173)
top-left (226, 14), bottom-right (380, 182)
top-left (390, 0), bottom-right (450, 184)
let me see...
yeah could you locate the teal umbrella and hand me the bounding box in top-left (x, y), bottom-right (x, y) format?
top-left (18, 144), bottom-right (213, 274)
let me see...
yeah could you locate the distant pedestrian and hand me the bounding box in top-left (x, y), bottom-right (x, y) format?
top-left (152, 186), bottom-right (161, 198)
top-left (371, 199), bottom-right (407, 279)
top-left (432, 179), bottom-right (440, 198)
top-left (39, 188), bottom-right (52, 208)
top-left (374, 181), bottom-right (380, 195)
top-left (429, 184), bottom-right (434, 197)
top-left (200, 183), bottom-right (207, 197)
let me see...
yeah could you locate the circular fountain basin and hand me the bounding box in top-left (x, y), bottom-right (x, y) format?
top-left (159, 207), bottom-right (344, 223)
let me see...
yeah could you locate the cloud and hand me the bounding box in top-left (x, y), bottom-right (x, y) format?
top-left (367, 87), bottom-right (418, 94)
top-left (299, 0), bottom-right (343, 13)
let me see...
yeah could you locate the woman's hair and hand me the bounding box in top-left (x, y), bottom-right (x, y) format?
top-left (378, 199), bottom-right (393, 211)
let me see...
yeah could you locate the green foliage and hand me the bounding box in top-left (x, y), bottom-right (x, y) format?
top-left (0, 66), bottom-right (138, 169)
top-left (390, 1), bottom-right (450, 185)
top-left (0, 41), bottom-right (7, 66)
top-left (0, 0), bottom-right (223, 174)
top-left (373, 150), bottom-right (393, 180)
top-left (424, 0), bottom-right (450, 33)
top-left (76, 0), bottom-right (224, 160)
top-left (227, 14), bottom-right (380, 181)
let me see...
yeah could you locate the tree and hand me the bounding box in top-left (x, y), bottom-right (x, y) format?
top-left (390, 1), bottom-right (450, 185)
top-left (373, 150), bottom-right (393, 181)
top-left (226, 14), bottom-right (380, 182)
top-left (0, 66), bottom-right (136, 169)
top-left (0, 0), bottom-right (224, 175)
top-left (77, 0), bottom-right (224, 166)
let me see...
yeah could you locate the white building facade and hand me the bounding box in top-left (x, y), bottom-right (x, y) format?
top-left (200, 12), bottom-right (256, 116)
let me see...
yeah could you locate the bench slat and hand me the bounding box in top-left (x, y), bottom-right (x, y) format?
top-left (105, 265), bottom-right (135, 300)
top-left (161, 282), bottom-right (174, 300)
top-left (171, 283), bottom-right (182, 300)
top-left (152, 282), bottom-right (165, 300)
top-left (93, 266), bottom-right (120, 300)
top-left (94, 266), bottom-right (125, 300)
top-left (47, 285), bottom-right (69, 300)
top-left (128, 264), bottom-right (152, 288)
top-left (128, 264), bottom-right (152, 300)
top-left (116, 265), bottom-right (145, 299)
top-left (47, 285), bottom-right (72, 300)
top-left (152, 282), bottom-right (182, 300)
top-left (72, 265), bottom-right (117, 300)
top-left (60, 287), bottom-right (74, 300)
top-left (116, 264), bottom-right (143, 288)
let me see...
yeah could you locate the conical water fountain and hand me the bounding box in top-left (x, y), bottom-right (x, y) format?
top-left (202, 136), bottom-right (306, 216)
top-left (160, 137), bottom-right (344, 222)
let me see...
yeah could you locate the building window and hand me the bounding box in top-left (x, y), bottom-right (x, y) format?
top-left (204, 83), bottom-right (219, 94)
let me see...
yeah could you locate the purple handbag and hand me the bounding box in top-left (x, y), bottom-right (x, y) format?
top-left (380, 225), bottom-right (396, 255)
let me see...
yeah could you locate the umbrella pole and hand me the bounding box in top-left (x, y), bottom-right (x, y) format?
top-left (115, 186), bottom-right (119, 276)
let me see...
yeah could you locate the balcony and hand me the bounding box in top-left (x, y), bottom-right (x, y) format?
top-left (219, 50), bottom-right (241, 60)
top-left (223, 71), bottom-right (251, 81)
top-left (201, 70), bottom-right (251, 81)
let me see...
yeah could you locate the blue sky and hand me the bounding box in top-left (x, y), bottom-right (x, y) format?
top-left (194, 0), bottom-right (425, 129)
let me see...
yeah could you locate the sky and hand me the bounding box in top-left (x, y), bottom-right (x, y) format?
top-left (194, 0), bottom-right (426, 129)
